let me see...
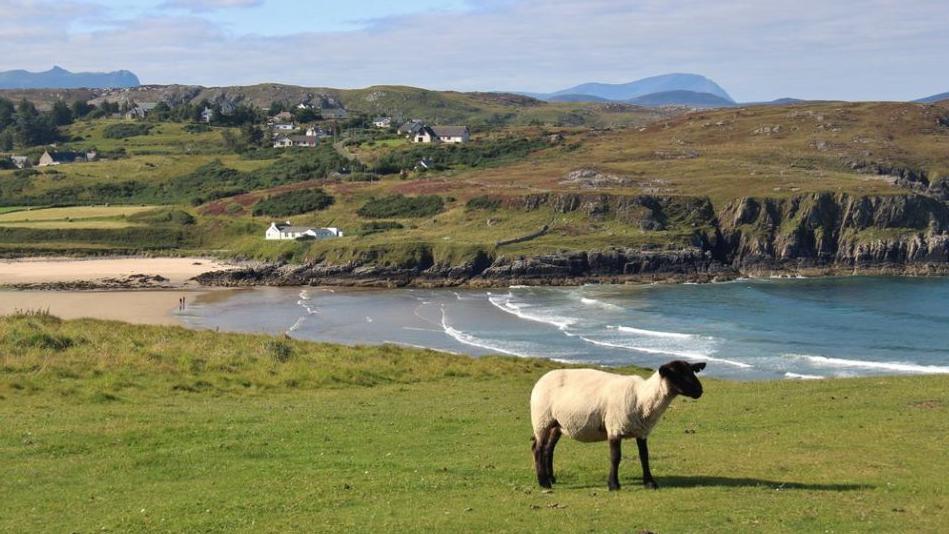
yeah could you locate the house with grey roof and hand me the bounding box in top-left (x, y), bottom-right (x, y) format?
top-left (265, 221), bottom-right (343, 240)
top-left (409, 124), bottom-right (470, 144)
top-left (431, 125), bottom-right (470, 144)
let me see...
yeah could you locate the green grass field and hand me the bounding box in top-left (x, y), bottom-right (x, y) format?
top-left (1, 314), bottom-right (946, 532)
top-left (0, 205), bottom-right (157, 223)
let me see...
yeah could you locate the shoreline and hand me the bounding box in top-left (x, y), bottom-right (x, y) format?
top-left (0, 288), bottom-right (217, 325)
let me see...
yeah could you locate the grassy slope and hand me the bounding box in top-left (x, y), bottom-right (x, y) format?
top-left (1, 100), bottom-right (946, 262)
top-left (1, 315), bottom-right (946, 532)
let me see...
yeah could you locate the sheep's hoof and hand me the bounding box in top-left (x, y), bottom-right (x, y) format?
top-left (538, 478), bottom-right (553, 489)
top-left (608, 481), bottom-right (621, 491)
top-left (643, 479), bottom-right (659, 490)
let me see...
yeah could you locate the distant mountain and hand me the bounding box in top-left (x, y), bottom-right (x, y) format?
top-left (0, 66), bottom-right (140, 89)
top-left (547, 93), bottom-right (611, 103)
top-left (625, 90), bottom-right (734, 108)
top-left (549, 73), bottom-right (734, 103)
top-left (915, 92), bottom-right (949, 104)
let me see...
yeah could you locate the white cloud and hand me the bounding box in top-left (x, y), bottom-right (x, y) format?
top-left (1, 0), bottom-right (947, 101)
top-left (159, 0), bottom-right (263, 12)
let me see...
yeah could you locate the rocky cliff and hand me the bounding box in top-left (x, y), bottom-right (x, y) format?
top-left (196, 192), bottom-right (949, 288)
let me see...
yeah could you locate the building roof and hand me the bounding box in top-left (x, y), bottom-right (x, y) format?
top-left (399, 120), bottom-right (425, 134)
top-left (272, 223), bottom-right (316, 233)
top-left (431, 126), bottom-right (469, 138)
top-left (42, 150), bottom-right (83, 162)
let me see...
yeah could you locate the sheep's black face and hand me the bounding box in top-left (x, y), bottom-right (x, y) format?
top-left (659, 360), bottom-right (706, 399)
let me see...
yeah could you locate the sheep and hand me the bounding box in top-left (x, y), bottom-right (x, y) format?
top-left (530, 360), bottom-right (705, 490)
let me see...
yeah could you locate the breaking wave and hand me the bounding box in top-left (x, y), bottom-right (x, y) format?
top-left (785, 354), bottom-right (949, 374)
top-left (577, 336), bottom-right (752, 368)
top-left (610, 325), bottom-right (693, 339)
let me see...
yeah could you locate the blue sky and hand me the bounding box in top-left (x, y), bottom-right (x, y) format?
top-left (2, 0), bottom-right (947, 101)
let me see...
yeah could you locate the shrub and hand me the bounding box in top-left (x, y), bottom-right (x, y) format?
top-left (266, 339), bottom-right (294, 363)
top-left (356, 194), bottom-right (444, 218)
top-left (103, 123), bottom-right (152, 139)
top-left (252, 188), bottom-right (335, 217)
top-left (466, 195), bottom-right (501, 211)
top-left (129, 208), bottom-right (196, 225)
top-left (184, 123), bottom-right (211, 134)
top-left (358, 221), bottom-right (404, 235)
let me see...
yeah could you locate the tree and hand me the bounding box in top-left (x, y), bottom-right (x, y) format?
top-left (71, 99), bottom-right (94, 119)
top-left (0, 129), bottom-right (13, 151)
top-left (268, 100), bottom-right (287, 116)
top-left (293, 107), bottom-right (319, 123)
top-left (241, 123), bottom-right (265, 148)
top-left (0, 98), bottom-right (14, 130)
top-left (50, 100), bottom-right (74, 126)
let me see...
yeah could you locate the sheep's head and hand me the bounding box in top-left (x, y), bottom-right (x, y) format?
top-left (659, 360), bottom-right (706, 399)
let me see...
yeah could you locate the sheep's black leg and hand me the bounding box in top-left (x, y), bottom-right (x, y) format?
top-left (608, 437), bottom-right (622, 491)
top-left (544, 426), bottom-right (561, 484)
top-left (533, 427), bottom-right (553, 488)
top-left (637, 438), bottom-right (659, 489)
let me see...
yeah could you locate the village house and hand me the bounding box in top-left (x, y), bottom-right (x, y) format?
top-left (265, 222), bottom-right (343, 240)
top-left (37, 149), bottom-right (97, 167)
top-left (10, 155), bottom-right (30, 169)
top-left (125, 102), bottom-right (158, 120)
top-left (412, 125), bottom-right (436, 144)
top-left (410, 125), bottom-right (470, 144)
top-left (272, 122), bottom-right (295, 131)
top-left (431, 125), bottom-right (470, 144)
top-left (200, 106), bottom-right (215, 123)
top-left (373, 116), bottom-right (392, 128)
top-left (399, 119), bottom-right (425, 137)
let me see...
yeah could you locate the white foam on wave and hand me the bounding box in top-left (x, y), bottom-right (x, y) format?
top-left (440, 309), bottom-right (532, 357)
top-left (488, 293), bottom-right (577, 331)
top-left (287, 316), bottom-right (306, 334)
top-left (610, 325), bottom-right (693, 339)
top-left (784, 372), bottom-right (824, 380)
top-left (785, 354), bottom-right (949, 374)
top-left (578, 336), bottom-right (752, 368)
top-left (579, 297), bottom-right (624, 311)
top-left (296, 289), bottom-right (319, 315)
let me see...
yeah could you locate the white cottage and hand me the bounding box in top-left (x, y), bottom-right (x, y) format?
top-left (431, 126), bottom-right (469, 144)
top-left (265, 222), bottom-right (343, 240)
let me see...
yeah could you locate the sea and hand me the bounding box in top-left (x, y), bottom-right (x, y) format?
top-left (178, 276), bottom-right (949, 380)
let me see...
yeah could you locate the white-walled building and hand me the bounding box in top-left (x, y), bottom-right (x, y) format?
top-left (373, 117), bottom-right (392, 128)
top-left (431, 126), bottom-right (470, 144)
top-left (410, 125), bottom-right (470, 144)
top-left (265, 222), bottom-right (343, 240)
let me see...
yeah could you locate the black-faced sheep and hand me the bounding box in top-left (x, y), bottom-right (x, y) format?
top-left (530, 360), bottom-right (705, 490)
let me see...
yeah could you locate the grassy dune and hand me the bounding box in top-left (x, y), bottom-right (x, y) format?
top-left (1, 314), bottom-right (946, 532)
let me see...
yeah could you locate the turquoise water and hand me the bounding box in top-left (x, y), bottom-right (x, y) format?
top-left (180, 277), bottom-right (949, 380)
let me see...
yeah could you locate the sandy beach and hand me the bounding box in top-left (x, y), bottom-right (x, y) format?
top-left (0, 289), bottom-right (218, 325)
top-left (0, 257), bottom-right (235, 286)
top-left (0, 257), bottom-right (239, 324)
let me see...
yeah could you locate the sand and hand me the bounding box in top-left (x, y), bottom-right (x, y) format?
top-left (0, 289), bottom-right (218, 325)
top-left (0, 257), bottom-right (234, 286)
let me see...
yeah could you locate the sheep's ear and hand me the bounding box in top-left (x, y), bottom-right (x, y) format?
top-left (659, 363), bottom-right (672, 378)
top-left (690, 362), bottom-right (707, 373)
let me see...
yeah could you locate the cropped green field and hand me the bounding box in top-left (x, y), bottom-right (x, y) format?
top-left (0, 205), bottom-right (157, 223)
top-left (1, 314), bottom-right (946, 532)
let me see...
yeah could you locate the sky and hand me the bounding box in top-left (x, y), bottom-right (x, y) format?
top-left (1, 0), bottom-right (947, 101)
